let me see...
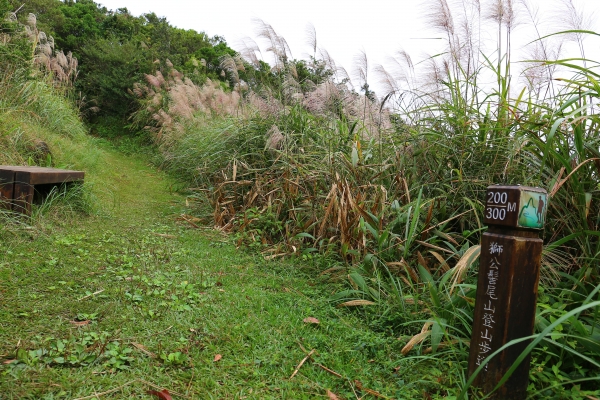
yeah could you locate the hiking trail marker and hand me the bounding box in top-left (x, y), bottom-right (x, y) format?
top-left (467, 185), bottom-right (547, 399)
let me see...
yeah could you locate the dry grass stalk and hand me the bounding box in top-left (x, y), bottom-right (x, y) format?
top-left (401, 322), bottom-right (432, 355)
top-left (423, 339), bottom-right (463, 354)
top-left (336, 300), bottom-right (376, 307)
top-left (429, 250), bottom-right (451, 273)
top-left (386, 260), bottom-right (419, 282)
top-left (449, 245), bottom-right (480, 294)
top-left (289, 349), bottom-right (315, 379)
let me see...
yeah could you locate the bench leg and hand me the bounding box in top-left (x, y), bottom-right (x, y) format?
top-left (0, 170), bottom-right (14, 211)
top-left (14, 171), bottom-right (34, 215)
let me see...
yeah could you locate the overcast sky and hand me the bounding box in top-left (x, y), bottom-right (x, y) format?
top-left (97, 0), bottom-right (600, 91)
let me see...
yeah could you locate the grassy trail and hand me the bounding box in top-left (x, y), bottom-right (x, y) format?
top-left (0, 142), bottom-right (426, 399)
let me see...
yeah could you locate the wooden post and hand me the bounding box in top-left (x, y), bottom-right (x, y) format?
top-left (0, 169), bottom-right (15, 210)
top-left (467, 185), bottom-right (547, 399)
top-left (13, 170), bottom-right (35, 215)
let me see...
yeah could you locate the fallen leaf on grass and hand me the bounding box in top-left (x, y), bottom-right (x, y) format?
top-left (178, 214), bottom-right (200, 229)
top-left (264, 253), bottom-right (289, 260)
top-left (327, 390), bottom-right (340, 399)
top-left (336, 300), bottom-right (376, 307)
top-left (303, 317), bottom-right (320, 324)
top-left (401, 322), bottom-right (432, 355)
top-left (69, 320), bottom-right (91, 327)
top-left (147, 389), bottom-right (173, 400)
top-left (151, 233), bottom-right (177, 239)
top-left (77, 289), bottom-right (105, 301)
top-left (2, 359), bottom-right (17, 364)
top-left (214, 354), bottom-right (222, 362)
top-left (354, 380), bottom-right (388, 399)
top-left (132, 342), bottom-right (157, 358)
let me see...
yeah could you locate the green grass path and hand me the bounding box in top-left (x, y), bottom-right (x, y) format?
top-left (0, 143), bottom-right (426, 399)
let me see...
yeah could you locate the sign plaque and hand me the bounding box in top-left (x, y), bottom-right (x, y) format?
top-left (483, 185), bottom-right (547, 229)
top-left (468, 185), bottom-right (547, 399)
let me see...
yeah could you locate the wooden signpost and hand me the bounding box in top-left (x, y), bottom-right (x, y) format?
top-left (467, 185), bottom-right (547, 399)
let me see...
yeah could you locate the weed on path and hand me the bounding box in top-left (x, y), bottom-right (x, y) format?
top-left (0, 144), bottom-right (450, 399)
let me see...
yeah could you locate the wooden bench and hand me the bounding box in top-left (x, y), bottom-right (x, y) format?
top-left (0, 166), bottom-right (85, 215)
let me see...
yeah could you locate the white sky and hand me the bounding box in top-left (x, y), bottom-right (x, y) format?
top-left (97, 0), bottom-right (600, 93)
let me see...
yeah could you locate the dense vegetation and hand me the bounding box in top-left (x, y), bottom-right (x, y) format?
top-left (1, 0), bottom-right (599, 398)
top-left (0, 0), bottom-right (96, 168)
top-left (6, 0), bottom-right (237, 129)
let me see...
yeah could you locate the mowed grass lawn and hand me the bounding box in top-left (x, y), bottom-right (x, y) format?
top-left (0, 140), bottom-right (453, 399)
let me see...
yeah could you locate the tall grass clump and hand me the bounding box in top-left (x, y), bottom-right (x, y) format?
top-left (1, 5), bottom-right (100, 228)
top-left (0, 5), bottom-right (96, 169)
top-left (130, 3), bottom-right (600, 397)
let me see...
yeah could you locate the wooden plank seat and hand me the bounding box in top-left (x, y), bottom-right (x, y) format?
top-left (0, 166), bottom-right (85, 214)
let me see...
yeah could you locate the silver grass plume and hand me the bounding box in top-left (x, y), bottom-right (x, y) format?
top-left (253, 19), bottom-right (293, 69)
top-left (68, 51), bottom-right (78, 71)
top-left (426, 0), bottom-right (454, 37)
top-left (336, 65), bottom-right (353, 90)
top-left (556, 0), bottom-right (594, 60)
top-left (57, 50), bottom-right (68, 69)
top-left (353, 50), bottom-right (369, 89)
top-left (383, 50), bottom-right (412, 90)
top-left (145, 73), bottom-right (163, 89)
top-left (288, 63), bottom-right (298, 80)
top-left (238, 37), bottom-right (262, 68)
top-left (487, 0), bottom-right (505, 25)
top-left (374, 64), bottom-right (399, 97)
top-left (26, 13), bottom-right (36, 27)
top-left (25, 25), bottom-right (35, 41)
top-left (282, 72), bottom-right (301, 102)
top-left (38, 42), bottom-right (52, 56)
top-left (305, 23), bottom-right (317, 57)
top-left (519, 0), bottom-right (561, 98)
top-left (265, 125), bottom-right (284, 153)
top-left (318, 48), bottom-right (336, 71)
top-left (220, 54), bottom-right (241, 84)
top-left (486, 0), bottom-right (518, 29)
